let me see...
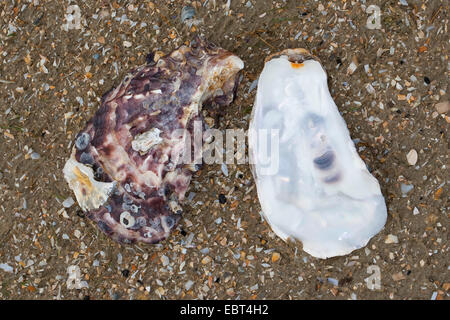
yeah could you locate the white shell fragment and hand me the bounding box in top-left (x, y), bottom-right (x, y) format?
top-left (62, 197), bottom-right (75, 208)
top-left (0, 263), bottom-right (14, 273)
top-left (63, 149), bottom-right (116, 212)
top-left (347, 56), bottom-right (358, 75)
top-left (249, 49), bottom-right (387, 259)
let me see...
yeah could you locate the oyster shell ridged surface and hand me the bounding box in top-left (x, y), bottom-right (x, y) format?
top-left (249, 49), bottom-right (387, 259)
top-left (64, 39), bottom-right (244, 244)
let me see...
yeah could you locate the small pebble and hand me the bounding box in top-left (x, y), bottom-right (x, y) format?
top-left (406, 149), bottom-right (418, 166)
top-left (112, 292), bottom-right (121, 300)
top-left (0, 263), bottom-right (13, 273)
top-left (385, 234), bottom-right (399, 244)
top-left (62, 197), bottom-right (75, 208)
top-left (271, 252), bottom-right (281, 262)
top-left (160, 255), bottom-right (169, 266)
top-left (218, 194), bottom-right (227, 204)
top-left (226, 288), bottom-right (235, 296)
top-left (184, 280), bottom-right (194, 291)
top-left (392, 272), bottom-right (406, 281)
top-left (365, 83), bottom-right (375, 94)
top-left (187, 192), bottom-right (196, 202)
top-left (435, 101), bottom-right (449, 114)
top-left (221, 163), bottom-right (229, 177)
top-left (401, 183), bottom-right (414, 195)
top-left (327, 278), bottom-right (339, 286)
top-left (31, 152), bottom-right (40, 160)
top-left (249, 284), bottom-right (259, 291)
top-left (99, 9), bottom-right (109, 19)
top-left (247, 79), bottom-right (258, 94)
top-left (201, 256), bottom-right (212, 264)
top-left (157, 288), bottom-right (167, 298)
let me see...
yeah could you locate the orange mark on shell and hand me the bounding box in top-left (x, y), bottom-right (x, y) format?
top-left (74, 166), bottom-right (92, 191)
top-left (291, 62), bottom-right (304, 69)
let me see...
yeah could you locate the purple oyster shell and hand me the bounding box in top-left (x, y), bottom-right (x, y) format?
top-left (63, 38), bottom-right (244, 244)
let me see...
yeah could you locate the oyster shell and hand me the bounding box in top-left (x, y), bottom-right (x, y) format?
top-left (249, 49), bottom-right (387, 259)
top-left (64, 38), bottom-right (244, 244)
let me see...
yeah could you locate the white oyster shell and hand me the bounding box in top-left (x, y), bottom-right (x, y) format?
top-left (249, 49), bottom-right (387, 259)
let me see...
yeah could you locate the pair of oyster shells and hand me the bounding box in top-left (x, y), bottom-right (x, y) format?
top-left (63, 39), bottom-right (386, 258)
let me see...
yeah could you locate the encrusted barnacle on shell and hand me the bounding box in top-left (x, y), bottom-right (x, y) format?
top-left (249, 49), bottom-right (387, 259)
top-left (63, 38), bottom-right (244, 244)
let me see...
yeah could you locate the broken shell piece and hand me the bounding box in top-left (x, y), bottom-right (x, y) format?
top-left (181, 6), bottom-right (203, 27)
top-left (181, 6), bottom-right (195, 23)
top-left (249, 49), bottom-right (387, 259)
top-left (347, 56), bottom-right (359, 75)
top-left (64, 38), bottom-right (243, 244)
